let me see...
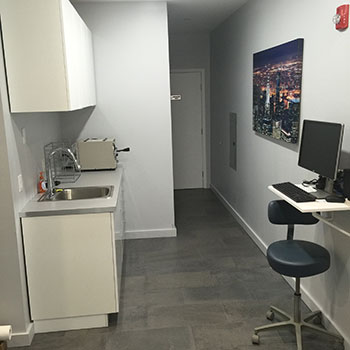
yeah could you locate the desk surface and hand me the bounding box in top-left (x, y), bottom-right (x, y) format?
top-left (268, 185), bottom-right (350, 213)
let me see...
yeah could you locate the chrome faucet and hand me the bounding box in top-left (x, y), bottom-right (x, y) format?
top-left (46, 147), bottom-right (81, 198)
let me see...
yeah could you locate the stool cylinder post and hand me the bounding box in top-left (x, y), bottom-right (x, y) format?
top-left (294, 278), bottom-right (301, 323)
top-left (287, 224), bottom-right (294, 240)
top-left (295, 277), bottom-right (300, 294)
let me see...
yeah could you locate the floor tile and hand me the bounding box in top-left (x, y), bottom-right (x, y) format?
top-left (121, 288), bottom-right (184, 308)
top-left (147, 302), bottom-right (227, 329)
top-left (105, 327), bottom-right (195, 350)
top-left (146, 271), bottom-right (217, 290)
top-left (115, 305), bottom-right (148, 332)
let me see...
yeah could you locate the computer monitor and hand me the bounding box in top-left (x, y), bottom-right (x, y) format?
top-left (298, 120), bottom-right (344, 181)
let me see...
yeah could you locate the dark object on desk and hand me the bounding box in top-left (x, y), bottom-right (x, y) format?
top-left (302, 178), bottom-right (317, 186)
top-left (325, 194), bottom-right (345, 203)
top-left (315, 175), bottom-right (326, 190)
top-left (252, 200), bottom-right (344, 349)
top-left (333, 169), bottom-right (344, 196)
top-left (272, 182), bottom-right (316, 202)
top-left (343, 169), bottom-right (350, 199)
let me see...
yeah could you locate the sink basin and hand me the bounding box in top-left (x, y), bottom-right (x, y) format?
top-left (39, 186), bottom-right (114, 202)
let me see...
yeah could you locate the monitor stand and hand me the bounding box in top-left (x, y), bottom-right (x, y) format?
top-left (311, 179), bottom-right (334, 199)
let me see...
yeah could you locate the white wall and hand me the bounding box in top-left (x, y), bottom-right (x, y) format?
top-left (63, 2), bottom-right (175, 238)
top-left (0, 25), bottom-right (62, 345)
top-left (169, 33), bottom-right (211, 186)
top-left (211, 0), bottom-right (350, 346)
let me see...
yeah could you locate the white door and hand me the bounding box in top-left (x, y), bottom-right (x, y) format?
top-left (171, 71), bottom-right (204, 189)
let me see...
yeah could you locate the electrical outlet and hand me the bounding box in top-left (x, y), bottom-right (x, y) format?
top-left (18, 174), bottom-right (23, 192)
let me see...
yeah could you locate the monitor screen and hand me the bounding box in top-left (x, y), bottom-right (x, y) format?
top-left (298, 120), bottom-right (344, 180)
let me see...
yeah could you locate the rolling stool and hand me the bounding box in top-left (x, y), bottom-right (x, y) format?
top-left (252, 200), bottom-right (343, 350)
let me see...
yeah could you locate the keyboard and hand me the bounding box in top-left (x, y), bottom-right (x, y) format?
top-left (272, 182), bottom-right (316, 202)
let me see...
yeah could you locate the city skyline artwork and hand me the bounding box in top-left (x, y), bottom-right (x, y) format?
top-left (253, 38), bottom-right (304, 144)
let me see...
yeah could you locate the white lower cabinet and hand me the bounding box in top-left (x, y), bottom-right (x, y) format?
top-left (22, 212), bottom-right (120, 322)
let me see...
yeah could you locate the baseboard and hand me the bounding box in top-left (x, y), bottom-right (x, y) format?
top-left (125, 226), bottom-right (177, 240)
top-left (8, 323), bottom-right (34, 348)
top-left (210, 184), bottom-right (349, 349)
top-left (34, 314), bottom-right (108, 334)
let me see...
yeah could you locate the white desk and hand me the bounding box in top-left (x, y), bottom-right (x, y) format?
top-left (268, 185), bottom-right (350, 238)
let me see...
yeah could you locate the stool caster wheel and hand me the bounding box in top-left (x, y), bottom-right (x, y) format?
top-left (252, 334), bottom-right (260, 345)
top-left (266, 310), bottom-right (274, 321)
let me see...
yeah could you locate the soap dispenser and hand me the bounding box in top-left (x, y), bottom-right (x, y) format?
top-left (38, 171), bottom-right (46, 193)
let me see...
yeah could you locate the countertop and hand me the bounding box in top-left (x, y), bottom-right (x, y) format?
top-left (20, 169), bottom-right (123, 217)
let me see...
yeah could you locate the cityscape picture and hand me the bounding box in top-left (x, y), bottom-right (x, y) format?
top-left (253, 39), bottom-right (304, 143)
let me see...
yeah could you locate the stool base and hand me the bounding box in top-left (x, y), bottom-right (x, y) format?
top-left (252, 305), bottom-right (343, 350)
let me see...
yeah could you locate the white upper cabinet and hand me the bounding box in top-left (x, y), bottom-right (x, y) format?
top-left (0, 0), bottom-right (96, 113)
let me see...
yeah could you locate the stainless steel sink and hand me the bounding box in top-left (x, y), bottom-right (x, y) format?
top-left (38, 186), bottom-right (114, 202)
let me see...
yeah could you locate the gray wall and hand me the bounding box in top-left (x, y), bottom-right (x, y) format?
top-left (63, 2), bottom-right (175, 238)
top-left (169, 33), bottom-right (211, 186)
top-left (211, 0), bottom-right (350, 346)
top-left (0, 25), bottom-right (62, 343)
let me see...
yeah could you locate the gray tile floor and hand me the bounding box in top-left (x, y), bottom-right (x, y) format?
top-left (14, 189), bottom-right (343, 350)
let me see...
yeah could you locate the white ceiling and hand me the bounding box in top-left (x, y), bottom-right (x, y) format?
top-left (73, 0), bottom-right (248, 33)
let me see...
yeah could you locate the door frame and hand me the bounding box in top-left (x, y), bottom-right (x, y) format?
top-left (170, 69), bottom-right (207, 188)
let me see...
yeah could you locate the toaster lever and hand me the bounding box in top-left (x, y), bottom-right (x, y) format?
top-left (116, 147), bottom-right (130, 152)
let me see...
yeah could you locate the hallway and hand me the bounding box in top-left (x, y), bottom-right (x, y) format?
top-left (15, 189), bottom-right (341, 349)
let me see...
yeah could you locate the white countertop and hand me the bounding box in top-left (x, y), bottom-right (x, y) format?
top-left (20, 169), bottom-right (123, 217)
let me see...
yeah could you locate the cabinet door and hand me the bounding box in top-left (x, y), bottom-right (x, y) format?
top-left (60, 0), bottom-right (82, 110)
top-left (1, 0), bottom-right (69, 112)
top-left (79, 20), bottom-right (97, 107)
top-left (60, 0), bottom-right (96, 110)
top-left (1, 0), bottom-right (96, 113)
top-left (22, 213), bottom-right (117, 321)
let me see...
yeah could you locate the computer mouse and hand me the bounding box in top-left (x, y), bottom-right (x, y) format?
top-left (325, 195), bottom-right (345, 203)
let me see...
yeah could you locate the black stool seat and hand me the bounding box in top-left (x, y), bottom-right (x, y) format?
top-left (267, 240), bottom-right (330, 278)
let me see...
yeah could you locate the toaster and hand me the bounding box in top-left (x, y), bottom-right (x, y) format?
top-left (77, 138), bottom-right (117, 170)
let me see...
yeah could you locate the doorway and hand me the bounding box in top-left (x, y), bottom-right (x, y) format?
top-left (170, 70), bottom-right (205, 190)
